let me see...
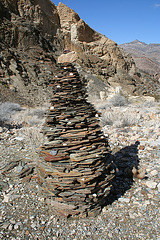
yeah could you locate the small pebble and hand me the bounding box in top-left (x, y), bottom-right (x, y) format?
top-left (8, 224), bottom-right (13, 231)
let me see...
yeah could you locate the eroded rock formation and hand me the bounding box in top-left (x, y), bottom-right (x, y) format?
top-left (57, 3), bottom-right (160, 97)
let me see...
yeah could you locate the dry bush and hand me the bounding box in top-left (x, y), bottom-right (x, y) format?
top-left (12, 106), bottom-right (48, 126)
top-left (18, 127), bottom-right (46, 150)
top-left (13, 106), bottom-right (48, 152)
top-left (108, 94), bottom-right (127, 107)
top-left (91, 94), bottom-right (127, 112)
top-left (101, 109), bottom-right (138, 128)
top-left (92, 100), bottom-right (110, 111)
top-left (0, 104), bottom-right (49, 155)
top-left (0, 102), bottom-right (22, 125)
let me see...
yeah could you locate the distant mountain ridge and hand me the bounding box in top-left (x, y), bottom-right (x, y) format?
top-left (120, 40), bottom-right (160, 78)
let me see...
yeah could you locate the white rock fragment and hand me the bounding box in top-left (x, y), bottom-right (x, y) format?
top-left (118, 197), bottom-right (130, 203)
top-left (8, 224), bottom-right (13, 231)
top-left (102, 207), bottom-right (107, 214)
top-left (50, 106), bottom-right (54, 110)
top-left (144, 200), bottom-right (150, 205)
top-left (3, 192), bottom-right (10, 202)
top-left (150, 170), bottom-right (158, 176)
top-left (14, 222), bottom-right (22, 230)
top-left (145, 180), bottom-right (157, 189)
top-left (108, 232), bottom-right (113, 238)
top-left (15, 136), bottom-right (24, 141)
top-left (14, 223), bottom-right (19, 230)
top-left (9, 219), bottom-right (16, 224)
top-left (1, 222), bottom-right (9, 229)
top-left (157, 183), bottom-right (160, 192)
top-left (50, 150), bottom-right (57, 156)
top-left (31, 222), bottom-right (37, 228)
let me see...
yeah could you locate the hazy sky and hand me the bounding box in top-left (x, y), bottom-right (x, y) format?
top-left (52, 0), bottom-right (160, 45)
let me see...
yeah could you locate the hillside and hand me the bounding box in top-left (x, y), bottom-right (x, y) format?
top-left (120, 40), bottom-right (160, 78)
top-left (0, 0), bottom-right (160, 106)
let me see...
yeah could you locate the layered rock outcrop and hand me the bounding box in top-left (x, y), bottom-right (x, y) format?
top-left (0, 0), bottom-right (61, 105)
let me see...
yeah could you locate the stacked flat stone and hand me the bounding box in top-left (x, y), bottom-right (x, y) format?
top-left (37, 63), bottom-right (113, 217)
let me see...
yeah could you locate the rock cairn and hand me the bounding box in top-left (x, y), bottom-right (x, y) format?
top-left (37, 63), bottom-right (113, 217)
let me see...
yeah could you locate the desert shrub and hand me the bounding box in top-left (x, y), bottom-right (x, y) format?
top-left (142, 101), bottom-right (156, 108)
top-left (108, 94), bottom-right (127, 107)
top-left (28, 108), bottom-right (46, 118)
top-left (101, 110), bottom-right (138, 128)
top-left (12, 106), bottom-right (47, 126)
top-left (93, 100), bottom-right (110, 111)
top-left (101, 111), bottom-right (114, 126)
top-left (18, 127), bottom-right (46, 150)
top-left (0, 102), bottom-right (22, 125)
top-left (114, 114), bottom-right (138, 128)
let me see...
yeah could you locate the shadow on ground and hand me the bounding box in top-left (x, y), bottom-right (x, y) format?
top-left (103, 141), bottom-right (140, 206)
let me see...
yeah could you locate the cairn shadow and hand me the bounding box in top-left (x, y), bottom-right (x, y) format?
top-left (103, 140), bottom-right (140, 206)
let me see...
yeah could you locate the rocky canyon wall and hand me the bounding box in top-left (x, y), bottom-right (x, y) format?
top-left (0, 0), bottom-right (159, 106)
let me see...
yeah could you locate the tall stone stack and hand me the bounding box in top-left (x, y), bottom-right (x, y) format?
top-left (37, 63), bottom-right (113, 217)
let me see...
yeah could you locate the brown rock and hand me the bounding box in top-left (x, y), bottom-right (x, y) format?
top-left (138, 145), bottom-right (145, 150)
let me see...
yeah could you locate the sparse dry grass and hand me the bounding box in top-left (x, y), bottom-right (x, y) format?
top-left (100, 109), bottom-right (139, 128)
top-left (91, 93), bottom-right (160, 128)
top-left (13, 105), bottom-right (48, 151)
top-left (0, 102), bottom-right (22, 125)
top-left (12, 106), bottom-right (48, 126)
top-left (0, 103), bottom-right (48, 153)
top-left (18, 126), bottom-right (46, 151)
top-left (108, 94), bottom-right (127, 107)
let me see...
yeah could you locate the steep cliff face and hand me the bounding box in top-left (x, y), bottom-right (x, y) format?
top-left (57, 3), bottom-right (159, 97)
top-left (17, 0), bottom-right (60, 41)
top-left (0, 0), bottom-right (61, 106)
top-left (0, 0), bottom-right (159, 106)
top-left (0, 0), bottom-right (61, 48)
top-left (57, 3), bottom-right (135, 72)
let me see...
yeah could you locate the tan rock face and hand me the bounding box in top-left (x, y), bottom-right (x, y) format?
top-left (57, 2), bottom-right (138, 95)
top-left (58, 52), bottom-right (78, 64)
top-left (57, 3), bottom-right (160, 97)
top-left (57, 2), bottom-right (80, 27)
top-left (11, 0), bottom-right (60, 40)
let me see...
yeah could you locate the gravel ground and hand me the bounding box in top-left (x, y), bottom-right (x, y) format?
top-left (0, 102), bottom-right (160, 239)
